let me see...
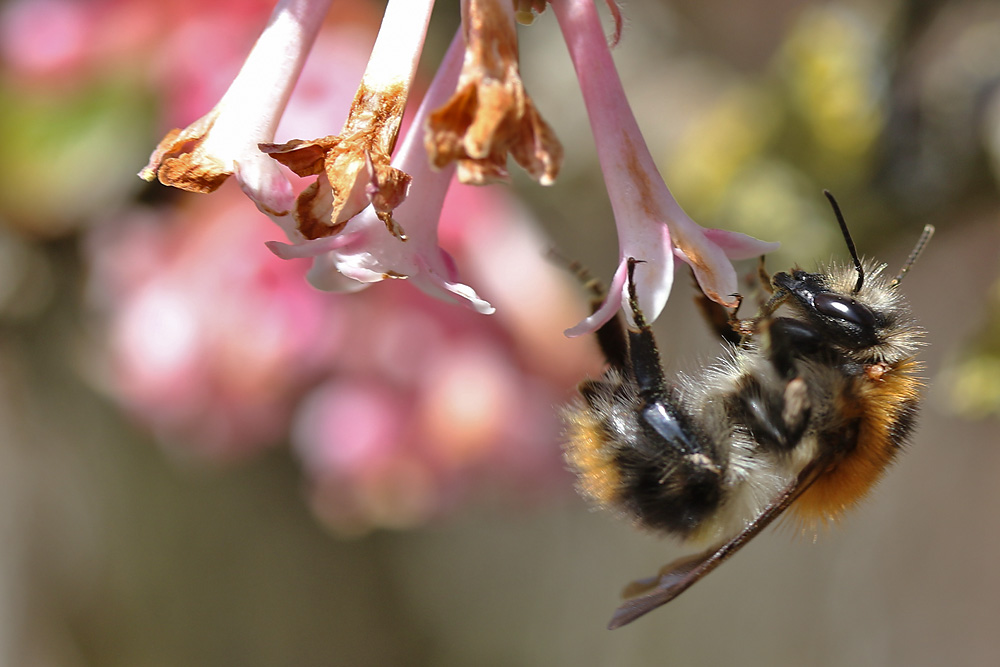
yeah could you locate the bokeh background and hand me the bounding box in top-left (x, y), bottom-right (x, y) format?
top-left (2, 0), bottom-right (1000, 665)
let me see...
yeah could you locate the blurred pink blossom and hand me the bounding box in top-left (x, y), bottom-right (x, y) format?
top-left (87, 189), bottom-right (345, 460)
top-left (88, 171), bottom-right (601, 533)
top-left (0, 0), bottom-right (275, 89)
top-left (288, 182), bottom-right (603, 532)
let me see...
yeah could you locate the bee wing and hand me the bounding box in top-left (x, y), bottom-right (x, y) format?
top-left (607, 460), bottom-right (826, 629)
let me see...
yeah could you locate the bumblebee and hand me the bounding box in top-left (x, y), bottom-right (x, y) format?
top-left (563, 192), bottom-right (934, 629)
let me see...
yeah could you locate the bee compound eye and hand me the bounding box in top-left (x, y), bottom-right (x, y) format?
top-left (813, 292), bottom-right (877, 329)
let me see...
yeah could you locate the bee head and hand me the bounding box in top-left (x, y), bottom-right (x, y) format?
top-left (772, 269), bottom-right (885, 351)
top-left (766, 192), bottom-right (932, 363)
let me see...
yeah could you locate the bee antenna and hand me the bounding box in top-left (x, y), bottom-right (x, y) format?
top-left (889, 224), bottom-right (935, 289)
top-left (823, 190), bottom-right (864, 294)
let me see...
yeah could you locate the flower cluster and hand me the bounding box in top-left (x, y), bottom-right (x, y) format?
top-left (54, 0), bottom-right (611, 532)
top-left (140, 0), bottom-right (777, 332)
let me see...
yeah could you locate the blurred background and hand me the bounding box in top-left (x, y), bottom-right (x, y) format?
top-left (1, 0), bottom-right (999, 664)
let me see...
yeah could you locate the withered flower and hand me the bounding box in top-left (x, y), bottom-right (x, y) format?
top-left (261, 0), bottom-right (436, 241)
top-left (267, 34), bottom-right (494, 314)
top-left (139, 0), bottom-right (332, 226)
top-left (425, 0), bottom-right (562, 186)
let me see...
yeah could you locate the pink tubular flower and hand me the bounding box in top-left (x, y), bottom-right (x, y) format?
top-left (139, 0), bottom-right (331, 226)
top-left (261, 0), bottom-right (436, 241)
top-left (552, 0), bottom-right (778, 335)
top-left (267, 33), bottom-right (495, 314)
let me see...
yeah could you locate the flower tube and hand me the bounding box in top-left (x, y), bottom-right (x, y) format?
top-left (552, 0), bottom-right (778, 335)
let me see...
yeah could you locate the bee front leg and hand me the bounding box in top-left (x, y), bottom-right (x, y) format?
top-left (735, 317), bottom-right (819, 450)
top-left (624, 258), bottom-right (666, 401)
top-left (735, 287), bottom-right (792, 338)
top-left (551, 252), bottom-right (630, 371)
top-left (618, 259), bottom-right (725, 535)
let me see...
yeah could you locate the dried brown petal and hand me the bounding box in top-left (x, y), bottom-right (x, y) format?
top-left (294, 179), bottom-right (344, 240)
top-left (509, 98), bottom-right (562, 185)
top-left (425, 0), bottom-right (562, 185)
top-left (139, 116), bottom-right (231, 194)
top-left (265, 82), bottom-right (413, 241)
top-left (513, 0), bottom-right (548, 25)
top-left (455, 145), bottom-right (511, 185)
top-left (259, 138), bottom-right (334, 177)
top-left (366, 153), bottom-right (412, 239)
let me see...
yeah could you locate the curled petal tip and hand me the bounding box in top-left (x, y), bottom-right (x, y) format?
top-left (265, 240), bottom-right (303, 260)
top-left (447, 288), bottom-right (496, 315)
top-left (702, 228), bottom-right (780, 260)
top-left (451, 285), bottom-right (496, 315)
top-left (266, 233), bottom-right (354, 260)
top-left (564, 261), bottom-right (629, 337)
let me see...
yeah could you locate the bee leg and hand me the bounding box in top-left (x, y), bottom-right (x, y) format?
top-left (768, 317), bottom-right (824, 380)
top-left (731, 317), bottom-right (819, 450)
top-left (781, 377), bottom-right (811, 443)
top-left (703, 258), bottom-right (779, 339)
top-left (693, 288), bottom-right (745, 346)
top-left (736, 286), bottom-right (792, 338)
top-left (736, 373), bottom-right (812, 451)
top-left (624, 258), bottom-right (669, 401)
top-left (622, 259), bottom-right (724, 533)
top-left (624, 260), bottom-right (715, 438)
top-left (725, 294), bottom-right (748, 342)
top-left (757, 255), bottom-right (773, 294)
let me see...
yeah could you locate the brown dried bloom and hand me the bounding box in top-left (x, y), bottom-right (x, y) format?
top-left (141, 116), bottom-right (231, 195)
top-left (261, 86), bottom-right (412, 240)
top-left (261, 0), bottom-right (434, 241)
top-left (426, 0), bottom-right (562, 186)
